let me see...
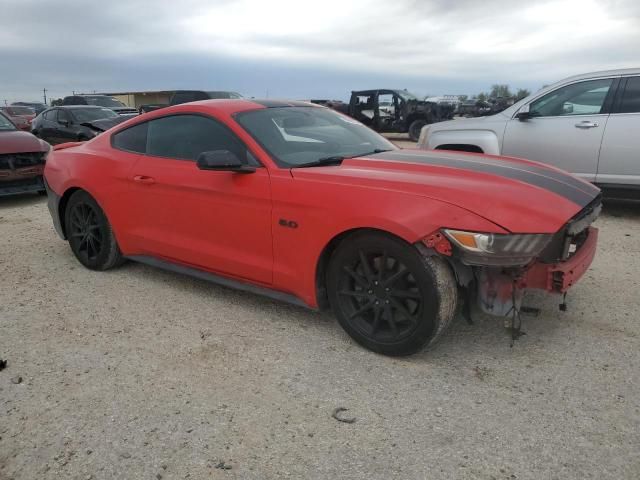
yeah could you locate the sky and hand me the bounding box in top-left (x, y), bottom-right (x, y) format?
top-left (1, 0), bottom-right (639, 104)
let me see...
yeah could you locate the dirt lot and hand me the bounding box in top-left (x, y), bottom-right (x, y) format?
top-left (1, 192), bottom-right (639, 480)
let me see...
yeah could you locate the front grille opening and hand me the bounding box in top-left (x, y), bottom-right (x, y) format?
top-left (0, 152), bottom-right (46, 170)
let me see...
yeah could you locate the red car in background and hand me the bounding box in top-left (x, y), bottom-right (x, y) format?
top-left (44, 99), bottom-right (601, 355)
top-left (1, 105), bottom-right (36, 131)
top-left (0, 111), bottom-right (50, 196)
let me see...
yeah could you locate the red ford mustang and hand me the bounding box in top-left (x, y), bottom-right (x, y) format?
top-left (44, 99), bottom-right (601, 355)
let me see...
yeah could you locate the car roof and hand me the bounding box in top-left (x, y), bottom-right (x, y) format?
top-left (151, 98), bottom-right (319, 116)
top-left (558, 67), bottom-right (640, 83)
top-left (50, 105), bottom-right (111, 110)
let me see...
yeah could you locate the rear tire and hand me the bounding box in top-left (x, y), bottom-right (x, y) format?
top-left (327, 232), bottom-right (457, 356)
top-left (64, 190), bottom-right (124, 271)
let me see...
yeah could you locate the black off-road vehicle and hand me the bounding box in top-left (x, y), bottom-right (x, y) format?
top-left (341, 89), bottom-right (454, 141)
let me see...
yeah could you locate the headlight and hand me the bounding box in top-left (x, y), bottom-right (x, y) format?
top-left (443, 229), bottom-right (552, 266)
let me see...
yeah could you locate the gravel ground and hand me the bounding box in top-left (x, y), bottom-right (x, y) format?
top-left (1, 193), bottom-right (639, 480)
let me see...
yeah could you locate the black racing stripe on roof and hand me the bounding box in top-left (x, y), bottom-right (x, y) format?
top-left (394, 150), bottom-right (600, 197)
top-left (249, 99), bottom-right (317, 108)
top-left (363, 151), bottom-right (597, 207)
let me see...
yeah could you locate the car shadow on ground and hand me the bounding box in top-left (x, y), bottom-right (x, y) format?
top-left (115, 259), bottom-right (567, 363)
top-left (0, 192), bottom-right (45, 209)
top-left (602, 198), bottom-right (640, 219)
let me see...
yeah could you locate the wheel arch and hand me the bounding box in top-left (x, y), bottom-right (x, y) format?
top-left (314, 227), bottom-right (415, 310)
top-left (426, 129), bottom-right (500, 154)
top-left (435, 144), bottom-right (484, 153)
top-left (57, 186), bottom-right (84, 238)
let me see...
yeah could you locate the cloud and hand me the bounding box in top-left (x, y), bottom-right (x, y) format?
top-left (1, 0), bottom-right (638, 102)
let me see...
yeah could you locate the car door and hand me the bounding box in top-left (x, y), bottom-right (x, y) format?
top-left (37, 110), bottom-right (55, 142)
top-left (502, 77), bottom-right (618, 181)
top-left (375, 91), bottom-right (396, 132)
top-left (596, 75), bottom-right (640, 187)
top-left (122, 113), bottom-right (273, 285)
top-left (55, 109), bottom-right (78, 144)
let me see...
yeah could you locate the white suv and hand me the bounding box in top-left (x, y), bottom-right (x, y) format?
top-left (418, 68), bottom-right (640, 196)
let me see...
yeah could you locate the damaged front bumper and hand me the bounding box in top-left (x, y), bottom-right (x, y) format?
top-left (477, 226), bottom-right (598, 316)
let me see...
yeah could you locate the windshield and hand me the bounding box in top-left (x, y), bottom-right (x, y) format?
top-left (84, 96), bottom-right (126, 108)
top-left (0, 112), bottom-right (17, 131)
top-left (397, 90), bottom-right (419, 101)
top-left (72, 108), bottom-right (119, 123)
top-left (7, 106), bottom-right (35, 116)
top-left (207, 91), bottom-right (243, 99)
top-left (235, 106), bottom-right (396, 167)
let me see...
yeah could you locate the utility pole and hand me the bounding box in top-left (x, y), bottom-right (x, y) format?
top-left (43, 88), bottom-right (48, 105)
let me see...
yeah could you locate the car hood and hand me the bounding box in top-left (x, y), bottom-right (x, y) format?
top-left (290, 149), bottom-right (601, 233)
top-left (81, 116), bottom-right (131, 132)
top-left (0, 130), bottom-right (48, 154)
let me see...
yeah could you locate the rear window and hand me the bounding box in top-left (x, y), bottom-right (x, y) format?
top-left (7, 106), bottom-right (34, 116)
top-left (112, 122), bottom-right (148, 153)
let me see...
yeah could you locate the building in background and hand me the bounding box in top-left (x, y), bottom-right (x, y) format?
top-left (99, 90), bottom-right (175, 109)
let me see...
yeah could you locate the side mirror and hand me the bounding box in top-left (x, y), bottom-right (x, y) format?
top-left (515, 104), bottom-right (531, 121)
top-left (196, 150), bottom-right (255, 173)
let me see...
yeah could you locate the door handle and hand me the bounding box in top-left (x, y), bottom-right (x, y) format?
top-left (133, 175), bottom-right (155, 184)
top-left (575, 121), bottom-right (599, 129)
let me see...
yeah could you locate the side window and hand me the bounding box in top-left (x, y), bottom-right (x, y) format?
top-left (43, 110), bottom-right (54, 121)
top-left (354, 94), bottom-right (375, 119)
top-left (146, 115), bottom-right (248, 162)
top-left (618, 77), bottom-right (640, 114)
top-left (112, 122), bottom-right (149, 154)
top-left (57, 110), bottom-right (70, 123)
top-left (529, 79), bottom-right (614, 117)
top-left (378, 93), bottom-right (394, 117)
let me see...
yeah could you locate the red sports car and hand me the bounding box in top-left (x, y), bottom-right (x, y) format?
top-left (1, 111), bottom-right (50, 196)
top-left (44, 99), bottom-right (601, 355)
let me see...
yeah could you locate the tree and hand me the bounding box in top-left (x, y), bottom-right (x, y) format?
top-left (489, 84), bottom-right (512, 99)
top-left (50, 98), bottom-right (63, 106)
top-left (476, 92), bottom-right (487, 103)
top-left (515, 88), bottom-right (531, 100)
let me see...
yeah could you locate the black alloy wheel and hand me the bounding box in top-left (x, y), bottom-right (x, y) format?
top-left (68, 201), bottom-right (103, 264)
top-left (327, 232), bottom-right (457, 356)
top-left (65, 190), bottom-right (124, 270)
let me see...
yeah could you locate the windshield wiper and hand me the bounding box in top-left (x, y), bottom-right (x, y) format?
top-left (358, 148), bottom-right (393, 156)
top-left (292, 149), bottom-right (393, 169)
top-left (292, 156), bottom-right (346, 168)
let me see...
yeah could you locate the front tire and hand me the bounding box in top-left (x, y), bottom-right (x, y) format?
top-left (64, 190), bottom-right (124, 271)
top-left (327, 232), bottom-right (457, 356)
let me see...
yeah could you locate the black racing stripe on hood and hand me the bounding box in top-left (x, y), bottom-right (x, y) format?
top-left (394, 150), bottom-right (600, 197)
top-left (364, 151), bottom-right (597, 207)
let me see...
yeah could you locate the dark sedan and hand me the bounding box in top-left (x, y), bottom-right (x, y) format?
top-left (31, 106), bottom-right (129, 144)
